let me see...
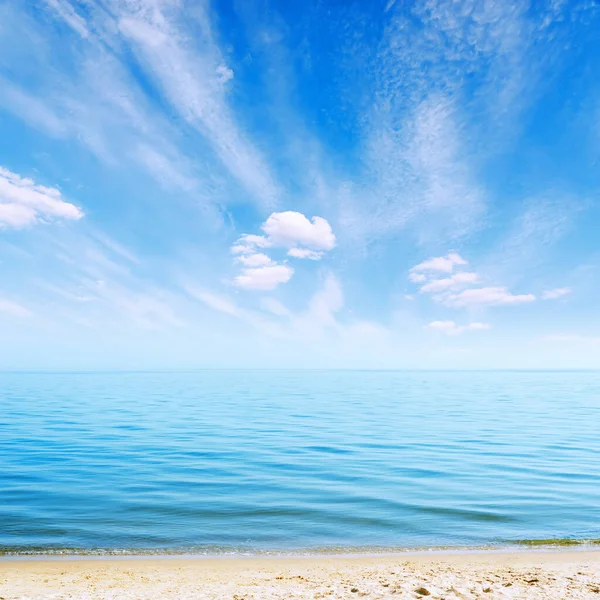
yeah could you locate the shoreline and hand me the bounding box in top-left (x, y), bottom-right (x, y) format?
top-left (2, 549), bottom-right (599, 599)
top-left (2, 547), bottom-right (600, 562)
top-left (2, 541), bottom-right (600, 561)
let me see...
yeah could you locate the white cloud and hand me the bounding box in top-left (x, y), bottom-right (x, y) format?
top-left (216, 64), bottom-right (234, 83)
top-left (287, 248), bottom-right (324, 260)
top-left (236, 253), bottom-right (274, 268)
top-left (480, 199), bottom-right (578, 287)
top-left (261, 211), bottom-right (336, 252)
top-left (440, 287), bottom-right (536, 308)
top-left (231, 211), bottom-right (335, 290)
top-left (183, 284), bottom-right (287, 339)
top-left (0, 75), bottom-right (67, 138)
top-left (426, 320), bottom-right (490, 335)
top-left (0, 167), bottom-right (83, 229)
top-left (410, 252), bottom-right (467, 275)
top-left (420, 272), bottom-right (478, 293)
top-left (0, 298), bottom-right (33, 318)
top-left (542, 287), bottom-right (572, 300)
top-left (409, 272), bottom-right (427, 283)
top-left (116, 3), bottom-right (280, 209)
top-left (86, 280), bottom-right (184, 331)
top-left (230, 234), bottom-right (271, 255)
top-left (409, 252), bottom-right (536, 310)
top-left (43, 0), bottom-right (90, 39)
top-left (234, 264), bottom-right (294, 291)
top-left (133, 145), bottom-right (196, 192)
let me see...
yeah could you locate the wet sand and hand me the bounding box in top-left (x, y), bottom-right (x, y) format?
top-left (1, 550), bottom-right (599, 599)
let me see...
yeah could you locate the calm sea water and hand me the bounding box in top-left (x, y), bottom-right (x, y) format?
top-left (1, 370), bottom-right (599, 555)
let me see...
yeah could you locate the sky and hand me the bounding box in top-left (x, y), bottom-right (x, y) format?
top-left (1, 0), bottom-right (600, 370)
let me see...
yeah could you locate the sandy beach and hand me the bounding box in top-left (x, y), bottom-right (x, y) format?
top-left (1, 550), bottom-right (599, 599)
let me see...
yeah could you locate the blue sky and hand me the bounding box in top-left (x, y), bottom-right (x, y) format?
top-left (1, 0), bottom-right (599, 369)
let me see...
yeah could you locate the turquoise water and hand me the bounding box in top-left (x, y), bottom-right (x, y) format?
top-left (1, 370), bottom-right (599, 555)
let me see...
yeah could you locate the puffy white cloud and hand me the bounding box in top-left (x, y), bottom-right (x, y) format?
top-left (234, 264), bottom-right (294, 291)
top-left (410, 252), bottom-right (467, 275)
top-left (542, 287), bottom-right (572, 300)
top-left (426, 320), bottom-right (490, 335)
top-left (440, 287), bottom-right (535, 308)
top-left (262, 211), bottom-right (336, 252)
top-left (419, 271), bottom-right (478, 293)
top-left (0, 167), bottom-right (83, 229)
top-left (236, 253), bottom-right (274, 267)
top-left (409, 251), bottom-right (536, 310)
top-left (231, 211), bottom-right (335, 291)
top-left (232, 212), bottom-right (335, 257)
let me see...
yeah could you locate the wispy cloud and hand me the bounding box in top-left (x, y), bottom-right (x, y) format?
top-left (184, 287), bottom-right (241, 318)
top-left (480, 197), bottom-right (581, 286)
top-left (113, 0), bottom-right (280, 209)
top-left (0, 297), bottom-right (33, 318)
top-left (0, 1), bottom-right (237, 224)
top-left (340, 98), bottom-right (486, 247)
top-left (542, 287), bottom-right (572, 300)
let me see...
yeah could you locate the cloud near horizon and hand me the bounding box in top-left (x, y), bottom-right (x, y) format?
top-left (409, 253), bottom-right (537, 309)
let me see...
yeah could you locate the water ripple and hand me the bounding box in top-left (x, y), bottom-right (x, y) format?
top-left (1, 370), bottom-right (599, 553)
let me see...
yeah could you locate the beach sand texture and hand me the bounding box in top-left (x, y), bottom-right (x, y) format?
top-left (1, 550), bottom-right (600, 599)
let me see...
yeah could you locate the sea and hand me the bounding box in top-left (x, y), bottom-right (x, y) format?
top-left (1, 370), bottom-right (599, 555)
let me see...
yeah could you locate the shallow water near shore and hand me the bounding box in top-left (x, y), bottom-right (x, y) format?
top-left (2, 370), bottom-right (599, 555)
